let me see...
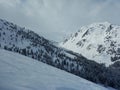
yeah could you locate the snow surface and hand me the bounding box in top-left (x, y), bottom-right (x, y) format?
top-left (0, 49), bottom-right (115, 90)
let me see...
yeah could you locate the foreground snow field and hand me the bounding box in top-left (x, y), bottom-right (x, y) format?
top-left (0, 49), bottom-right (115, 90)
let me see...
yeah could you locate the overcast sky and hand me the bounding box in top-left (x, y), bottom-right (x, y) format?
top-left (0, 0), bottom-right (120, 42)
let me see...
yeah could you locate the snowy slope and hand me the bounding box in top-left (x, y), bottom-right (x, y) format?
top-left (0, 49), bottom-right (115, 90)
top-left (60, 22), bottom-right (120, 66)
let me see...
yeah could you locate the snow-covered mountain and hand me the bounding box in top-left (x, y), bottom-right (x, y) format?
top-left (0, 49), bottom-right (115, 90)
top-left (0, 19), bottom-right (120, 89)
top-left (60, 22), bottom-right (120, 66)
top-left (0, 18), bottom-right (83, 74)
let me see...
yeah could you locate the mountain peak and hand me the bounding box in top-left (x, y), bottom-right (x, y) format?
top-left (60, 22), bottom-right (120, 66)
top-left (88, 21), bottom-right (112, 29)
top-left (84, 21), bottom-right (111, 29)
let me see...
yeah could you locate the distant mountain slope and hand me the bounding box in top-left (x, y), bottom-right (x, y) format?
top-left (0, 18), bottom-right (82, 72)
top-left (0, 49), bottom-right (115, 90)
top-left (60, 22), bottom-right (120, 66)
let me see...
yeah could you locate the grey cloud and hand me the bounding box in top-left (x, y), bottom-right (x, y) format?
top-left (0, 0), bottom-right (120, 41)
